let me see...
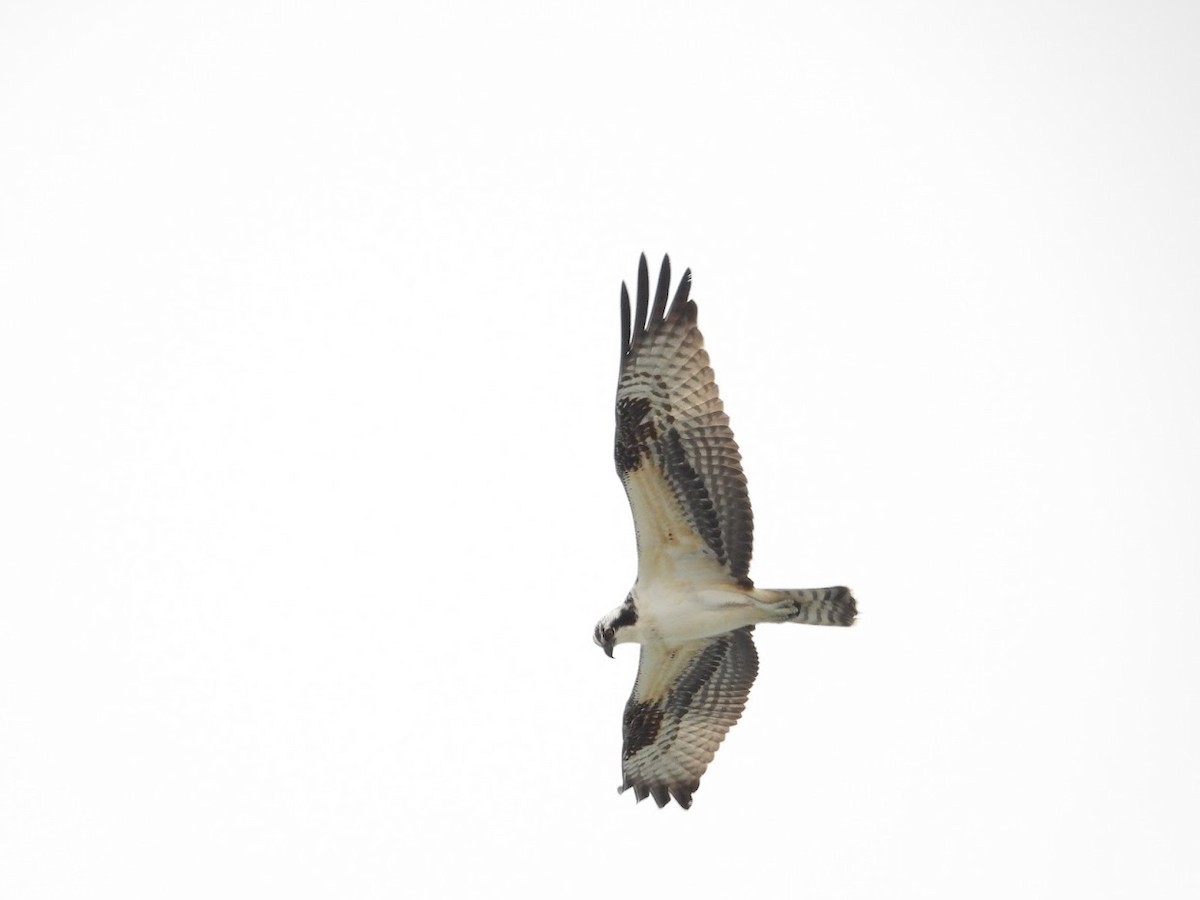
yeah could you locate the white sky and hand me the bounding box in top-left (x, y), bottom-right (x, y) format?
top-left (2, 1), bottom-right (1199, 897)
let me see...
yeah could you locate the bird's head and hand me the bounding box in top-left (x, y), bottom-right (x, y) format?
top-left (593, 594), bottom-right (639, 658)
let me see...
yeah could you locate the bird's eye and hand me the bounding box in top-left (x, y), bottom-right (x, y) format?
top-left (603, 627), bottom-right (614, 641)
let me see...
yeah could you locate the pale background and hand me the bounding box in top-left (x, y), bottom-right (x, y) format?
top-left (2, 2), bottom-right (1198, 897)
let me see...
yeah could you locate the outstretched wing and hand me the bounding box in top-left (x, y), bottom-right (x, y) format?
top-left (619, 627), bottom-right (759, 808)
top-left (615, 254), bottom-right (754, 586)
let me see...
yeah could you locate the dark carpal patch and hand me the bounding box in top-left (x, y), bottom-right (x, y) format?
top-left (614, 396), bottom-right (657, 475)
top-left (622, 701), bottom-right (664, 761)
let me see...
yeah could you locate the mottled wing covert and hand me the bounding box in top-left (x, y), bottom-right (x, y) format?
top-left (620, 627), bottom-right (759, 808)
top-left (615, 254), bottom-right (754, 584)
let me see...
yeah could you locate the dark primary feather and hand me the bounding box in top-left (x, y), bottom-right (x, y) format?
top-left (632, 255), bottom-right (649, 347)
top-left (650, 254), bottom-right (671, 323)
top-left (615, 254), bottom-right (754, 584)
top-left (619, 627), bottom-right (759, 809)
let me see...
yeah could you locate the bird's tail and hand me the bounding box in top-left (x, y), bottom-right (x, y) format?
top-left (751, 586), bottom-right (857, 627)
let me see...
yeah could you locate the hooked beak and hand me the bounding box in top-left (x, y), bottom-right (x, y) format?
top-left (603, 640), bottom-right (614, 659)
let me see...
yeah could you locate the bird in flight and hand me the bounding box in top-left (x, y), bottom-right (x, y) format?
top-left (594, 254), bottom-right (857, 809)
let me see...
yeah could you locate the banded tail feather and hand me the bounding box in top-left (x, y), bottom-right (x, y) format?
top-left (752, 586), bottom-right (857, 627)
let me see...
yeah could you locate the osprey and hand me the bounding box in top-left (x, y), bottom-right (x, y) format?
top-left (594, 254), bottom-right (857, 809)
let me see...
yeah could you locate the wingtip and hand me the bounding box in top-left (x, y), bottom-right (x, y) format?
top-left (670, 267), bottom-right (693, 317)
top-left (619, 778), bottom-right (697, 809)
top-left (671, 790), bottom-right (694, 810)
top-left (622, 253), bottom-right (697, 359)
top-left (631, 254), bottom-right (650, 347)
top-left (651, 254), bottom-right (671, 324)
top-left (620, 281), bottom-right (631, 357)
top-left (650, 785), bottom-right (670, 808)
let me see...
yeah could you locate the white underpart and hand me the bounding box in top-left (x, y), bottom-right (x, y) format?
top-left (614, 457), bottom-right (767, 646)
top-left (630, 579), bottom-right (765, 645)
